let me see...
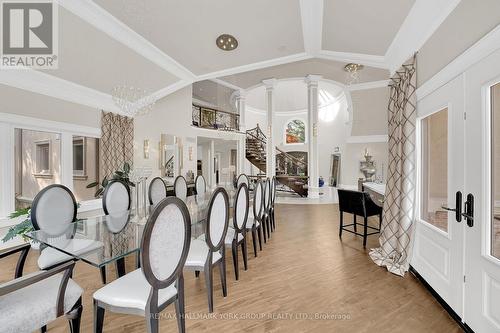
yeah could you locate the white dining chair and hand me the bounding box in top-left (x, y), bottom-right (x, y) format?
top-left (93, 197), bottom-right (191, 333)
top-left (174, 175), bottom-right (188, 201)
top-left (262, 178), bottom-right (272, 241)
top-left (185, 187), bottom-right (229, 313)
top-left (148, 177), bottom-right (167, 206)
top-left (236, 173), bottom-right (249, 188)
top-left (0, 245), bottom-right (83, 333)
top-left (246, 180), bottom-right (264, 257)
top-left (195, 175), bottom-right (206, 195)
top-left (226, 183), bottom-right (249, 280)
top-left (102, 180), bottom-right (131, 215)
top-left (270, 176), bottom-right (277, 231)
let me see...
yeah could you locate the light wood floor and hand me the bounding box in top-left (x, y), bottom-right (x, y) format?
top-left (1, 204), bottom-right (461, 333)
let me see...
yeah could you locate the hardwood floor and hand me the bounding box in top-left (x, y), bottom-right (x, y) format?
top-left (1, 204), bottom-right (461, 333)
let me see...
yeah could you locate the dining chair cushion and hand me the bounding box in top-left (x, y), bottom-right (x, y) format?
top-left (185, 239), bottom-right (222, 269)
top-left (208, 191), bottom-right (228, 247)
top-left (37, 239), bottom-right (104, 270)
top-left (103, 181), bottom-right (130, 215)
top-left (253, 182), bottom-right (263, 219)
top-left (31, 185), bottom-right (76, 236)
top-left (93, 269), bottom-right (177, 311)
top-left (0, 273), bottom-right (82, 333)
top-left (195, 175), bottom-right (206, 195)
top-left (234, 186), bottom-right (248, 230)
top-left (174, 176), bottom-right (188, 201)
top-left (149, 177), bottom-right (167, 206)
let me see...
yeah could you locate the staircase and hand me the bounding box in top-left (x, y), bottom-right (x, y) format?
top-left (246, 125), bottom-right (309, 197)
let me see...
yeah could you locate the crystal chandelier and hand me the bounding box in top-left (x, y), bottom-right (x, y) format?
top-left (344, 63), bottom-right (364, 86)
top-left (111, 85), bottom-right (156, 117)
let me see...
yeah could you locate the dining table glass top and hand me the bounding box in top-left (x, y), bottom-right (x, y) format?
top-left (26, 185), bottom-right (251, 268)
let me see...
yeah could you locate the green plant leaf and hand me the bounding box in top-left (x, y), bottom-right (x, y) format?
top-left (102, 178), bottom-right (109, 188)
top-left (8, 207), bottom-right (30, 219)
top-left (123, 162), bottom-right (131, 173)
top-left (86, 181), bottom-right (99, 189)
top-left (114, 171), bottom-right (124, 177)
top-left (2, 219), bottom-right (34, 243)
top-left (94, 188), bottom-right (104, 198)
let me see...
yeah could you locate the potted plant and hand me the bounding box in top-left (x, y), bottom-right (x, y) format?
top-left (2, 207), bottom-right (33, 243)
top-left (86, 162), bottom-right (135, 198)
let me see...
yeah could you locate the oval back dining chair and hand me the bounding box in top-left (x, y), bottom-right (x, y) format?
top-left (31, 184), bottom-right (78, 272)
top-left (102, 180), bottom-right (131, 215)
top-left (185, 187), bottom-right (229, 313)
top-left (148, 177), bottom-right (167, 206)
top-left (225, 183), bottom-right (249, 280)
top-left (270, 176), bottom-right (277, 231)
top-left (246, 180), bottom-right (264, 256)
top-left (174, 175), bottom-right (188, 201)
top-left (262, 178), bottom-right (272, 241)
top-left (195, 175), bottom-right (206, 195)
top-left (93, 197), bottom-right (192, 333)
top-left (236, 174), bottom-right (249, 188)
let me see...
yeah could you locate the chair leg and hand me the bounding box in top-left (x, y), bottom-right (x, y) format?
top-left (353, 214), bottom-right (357, 233)
top-left (251, 228), bottom-right (258, 257)
top-left (262, 218), bottom-right (267, 243)
top-left (266, 215), bottom-right (271, 238)
top-left (232, 241), bottom-right (239, 280)
top-left (241, 238), bottom-right (248, 271)
top-left (136, 252), bottom-right (141, 269)
top-left (68, 298), bottom-right (82, 333)
top-left (219, 259), bottom-right (227, 297)
top-left (116, 257), bottom-right (126, 278)
top-left (174, 276), bottom-right (186, 333)
top-left (195, 270), bottom-right (200, 278)
top-left (363, 217), bottom-right (368, 248)
top-left (41, 326), bottom-right (47, 333)
top-left (379, 213), bottom-right (383, 231)
top-left (146, 314), bottom-right (159, 333)
top-left (93, 301), bottom-right (105, 333)
top-left (272, 208), bottom-right (276, 230)
top-left (204, 262), bottom-right (214, 313)
top-left (99, 266), bottom-right (106, 285)
top-left (339, 211), bottom-right (343, 238)
top-left (257, 225), bottom-right (263, 250)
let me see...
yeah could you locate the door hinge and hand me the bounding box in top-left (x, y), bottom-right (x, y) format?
top-left (464, 275), bottom-right (466, 283)
top-left (464, 112), bottom-right (467, 120)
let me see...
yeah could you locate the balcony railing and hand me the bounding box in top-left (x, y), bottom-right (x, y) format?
top-left (192, 104), bottom-right (240, 131)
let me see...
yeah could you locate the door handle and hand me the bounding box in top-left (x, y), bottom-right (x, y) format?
top-left (462, 193), bottom-right (474, 227)
top-left (441, 191), bottom-right (462, 222)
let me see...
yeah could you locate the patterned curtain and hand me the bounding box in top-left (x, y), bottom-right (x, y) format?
top-left (100, 111), bottom-right (134, 178)
top-left (369, 55), bottom-right (417, 277)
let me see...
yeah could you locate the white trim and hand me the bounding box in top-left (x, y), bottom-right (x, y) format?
top-left (0, 112), bottom-right (101, 137)
top-left (210, 78), bottom-right (242, 91)
top-left (316, 50), bottom-right (389, 70)
top-left (416, 24), bottom-right (500, 101)
top-left (346, 135), bottom-right (388, 143)
top-left (196, 53), bottom-right (313, 81)
top-left (0, 123), bottom-right (14, 218)
top-left (347, 80), bottom-right (389, 91)
top-left (55, 0), bottom-right (195, 81)
top-left (299, 0), bottom-right (323, 56)
top-left (0, 67), bottom-right (120, 113)
top-left (385, 0), bottom-right (461, 74)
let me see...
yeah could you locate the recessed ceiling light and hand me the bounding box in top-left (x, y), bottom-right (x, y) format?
top-left (216, 34), bottom-right (238, 51)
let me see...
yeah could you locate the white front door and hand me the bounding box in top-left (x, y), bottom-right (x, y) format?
top-left (463, 48), bottom-right (500, 332)
top-left (412, 75), bottom-right (465, 317)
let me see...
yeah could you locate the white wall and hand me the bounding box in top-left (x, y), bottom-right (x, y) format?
top-left (134, 86), bottom-right (197, 180)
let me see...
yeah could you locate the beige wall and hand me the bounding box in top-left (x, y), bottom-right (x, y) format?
top-left (134, 86), bottom-right (197, 180)
top-left (350, 87), bottom-right (389, 136)
top-left (0, 84), bottom-right (100, 128)
top-left (341, 142), bottom-right (388, 187)
top-left (417, 0), bottom-right (500, 87)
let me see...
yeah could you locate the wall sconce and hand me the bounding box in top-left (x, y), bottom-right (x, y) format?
top-left (143, 139), bottom-right (150, 159)
top-left (188, 146), bottom-right (193, 161)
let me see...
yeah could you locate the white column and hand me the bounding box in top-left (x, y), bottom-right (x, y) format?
top-left (236, 90), bottom-right (246, 175)
top-left (208, 139), bottom-right (215, 187)
top-left (60, 132), bottom-right (74, 191)
top-left (0, 123), bottom-right (14, 218)
top-left (306, 75), bottom-right (322, 198)
top-left (262, 79), bottom-right (277, 178)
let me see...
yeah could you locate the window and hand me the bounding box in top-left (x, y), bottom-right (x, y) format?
top-left (285, 119), bottom-right (306, 144)
top-left (35, 141), bottom-right (51, 174)
top-left (73, 137), bottom-right (85, 177)
top-left (420, 108), bottom-right (448, 232)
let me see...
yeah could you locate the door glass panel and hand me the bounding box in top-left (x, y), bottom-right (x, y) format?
top-left (72, 136), bottom-right (100, 202)
top-left (14, 129), bottom-right (61, 210)
top-left (421, 108), bottom-right (448, 232)
top-left (491, 83), bottom-right (500, 259)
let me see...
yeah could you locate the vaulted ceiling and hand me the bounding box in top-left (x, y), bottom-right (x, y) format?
top-left (0, 0), bottom-right (462, 113)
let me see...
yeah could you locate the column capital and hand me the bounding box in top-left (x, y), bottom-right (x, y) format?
top-left (262, 78), bottom-right (277, 90)
top-left (305, 74), bottom-right (322, 86)
top-left (234, 89), bottom-right (246, 100)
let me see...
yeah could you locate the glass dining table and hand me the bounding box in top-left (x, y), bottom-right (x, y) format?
top-left (26, 185), bottom-right (251, 273)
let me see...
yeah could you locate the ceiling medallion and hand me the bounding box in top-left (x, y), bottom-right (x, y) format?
top-left (216, 34), bottom-right (238, 51)
top-left (344, 63), bottom-right (364, 86)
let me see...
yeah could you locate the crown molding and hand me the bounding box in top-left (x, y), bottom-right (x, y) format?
top-left (385, 0), bottom-right (461, 73)
top-left (209, 78), bottom-right (243, 91)
top-left (347, 80), bottom-right (389, 91)
top-left (0, 68), bottom-right (120, 113)
top-left (299, 0), bottom-right (323, 56)
top-left (55, 0), bottom-right (196, 81)
top-left (197, 53), bottom-right (313, 81)
top-left (317, 50), bottom-right (389, 70)
top-left (416, 24), bottom-right (500, 101)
